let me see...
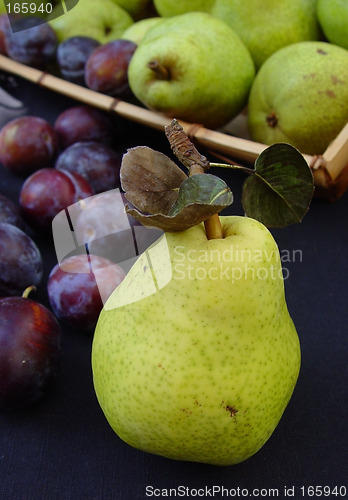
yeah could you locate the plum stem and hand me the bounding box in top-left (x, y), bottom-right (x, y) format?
top-left (165, 119), bottom-right (224, 240)
top-left (22, 286), bottom-right (36, 299)
top-left (148, 59), bottom-right (170, 80)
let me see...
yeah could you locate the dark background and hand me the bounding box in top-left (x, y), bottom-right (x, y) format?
top-left (0, 72), bottom-right (347, 500)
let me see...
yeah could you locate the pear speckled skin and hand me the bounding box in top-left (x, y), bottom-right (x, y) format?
top-left (153, 0), bottom-right (320, 70)
top-left (127, 13), bottom-right (255, 129)
top-left (248, 41), bottom-right (348, 155)
top-left (92, 216), bottom-right (300, 465)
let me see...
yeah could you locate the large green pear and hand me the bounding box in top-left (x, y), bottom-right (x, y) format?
top-left (127, 12), bottom-right (255, 129)
top-left (153, 0), bottom-right (320, 69)
top-left (317, 0), bottom-right (348, 50)
top-left (49, 0), bottom-right (133, 44)
top-left (247, 41), bottom-right (348, 155)
top-left (92, 216), bottom-right (300, 465)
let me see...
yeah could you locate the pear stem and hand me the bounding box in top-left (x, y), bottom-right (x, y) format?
top-left (147, 59), bottom-right (170, 80)
top-left (204, 214), bottom-right (224, 239)
top-left (165, 119), bottom-right (224, 240)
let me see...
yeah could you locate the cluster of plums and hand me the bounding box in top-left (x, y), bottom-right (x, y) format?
top-left (0, 105), bottom-right (133, 411)
top-left (0, 14), bottom-right (137, 99)
top-left (0, 10), bottom-right (141, 412)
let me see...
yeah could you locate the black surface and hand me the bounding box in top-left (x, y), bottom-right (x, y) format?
top-left (0, 73), bottom-right (347, 500)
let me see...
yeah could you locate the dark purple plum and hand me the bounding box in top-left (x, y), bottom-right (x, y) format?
top-left (0, 222), bottom-right (43, 297)
top-left (0, 193), bottom-right (25, 229)
top-left (55, 141), bottom-right (121, 193)
top-left (5, 16), bottom-right (57, 67)
top-left (0, 289), bottom-right (62, 410)
top-left (85, 39), bottom-right (137, 98)
top-left (54, 106), bottom-right (115, 149)
top-left (47, 254), bottom-right (125, 331)
top-left (57, 36), bottom-right (101, 85)
top-left (0, 116), bottom-right (59, 177)
top-left (19, 168), bottom-right (93, 233)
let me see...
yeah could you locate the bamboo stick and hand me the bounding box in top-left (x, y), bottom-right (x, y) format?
top-left (1, 54), bottom-right (347, 199)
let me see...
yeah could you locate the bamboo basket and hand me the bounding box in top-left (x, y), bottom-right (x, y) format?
top-left (1, 54), bottom-right (347, 201)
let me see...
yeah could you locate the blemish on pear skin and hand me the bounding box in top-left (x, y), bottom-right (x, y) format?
top-left (225, 405), bottom-right (238, 418)
top-left (180, 408), bottom-right (192, 415)
top-left (317, 48), bottom-right (328, 55)
top-left (318, 89), bottom-right (337, 98)
top-left (331, 75), bottom-right (344, 85)
top-left (326, 90), bottom-right (336, 98)
top-left (221, 401), bottom-right (238, 418)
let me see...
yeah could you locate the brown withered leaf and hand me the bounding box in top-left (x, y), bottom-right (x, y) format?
top-left (120, 146), bottom-right (187, 215)
top-left (125, 174), bottom-right (233, 232)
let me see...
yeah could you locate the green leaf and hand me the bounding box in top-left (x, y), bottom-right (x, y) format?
top-left (242, 143), bottom-right (314, 227)
top-left (168, 174), bottom-right (232, 216)
top-left (126, 174), bottom-right (233, 232)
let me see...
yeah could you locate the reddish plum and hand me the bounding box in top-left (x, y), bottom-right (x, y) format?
top-left (47, 254), bottom-right (125, 331)
top-left (0, 289), bottom-right (62, 410)
top-left (0, 222), bottom-right (43, 297)
top-left (19, 168), bottom-right (93, 233)
top-left (0, 192), bottom-right (24, 229)
top-left (54, 106), bottom-right (115, 149)
top-left (57, 36), bottom-right (101, 85)
top-left (5, 16), bottom-right (57, 67)
top-left (0, 116), bottom-right (59, 176)
top-left (85, 39), bottom-right (137, 98)
top-left (55, 141), bottom-right (121, 193)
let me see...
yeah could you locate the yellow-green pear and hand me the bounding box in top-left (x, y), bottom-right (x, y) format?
top-left (92, 216), bottom-right (300, 465)
top-left (317, 0), bottom-right (348, 50)
top-left (248, 41), bottom-right (348, 155)
top-left (127, 12), bottom-right (255, 129)
top-left (153, 0), bottom-right (321, 69)
top-left (49, 0), bottom-right (133, 44)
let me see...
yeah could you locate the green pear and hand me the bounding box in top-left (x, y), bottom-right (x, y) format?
top-left (153, 0), bottom-right (321, 70)
top-left (49, 0), bottom-right (133, 44)
top-left (153, 0), bottom-right (215, 15)
top-left (127, 12), bottom-right (255, 129)
top-left (120, 17), bottom-right (164, 45)
top-left (247, 41), bottom-right (348, 155)
top-left (317, 0), bottom-right (348, 50)
top-left (92, 216), bottom-right (300, 465)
